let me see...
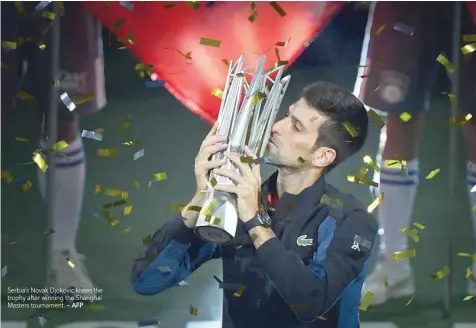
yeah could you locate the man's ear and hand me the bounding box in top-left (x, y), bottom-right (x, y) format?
top-left (311, 147), bottom-right (337, 169)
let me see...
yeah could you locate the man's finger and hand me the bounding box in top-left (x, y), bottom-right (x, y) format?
top-left (199, 142), bottom-right (228, 161)
top-left (213, 183), bottom-right (238, 195)
top-left (207, 122), bottom-right (218, 137)
top-left (198, 159), bottom-right (226, 171)
top-left (214, 168), bottom-right (246, 185)
top-left (201, 135), bottom-right (227, 150)
top-left (224, 152), bottom-right (253, 177)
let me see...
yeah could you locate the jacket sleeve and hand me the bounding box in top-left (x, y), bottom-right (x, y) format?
top-left (131, 214), bottom-right (220, 295)
top-left (255, 209), bottom-right (378, 322)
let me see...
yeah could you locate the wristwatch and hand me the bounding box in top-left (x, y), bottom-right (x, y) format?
top-left (243, 209), bottom-right (272, 232)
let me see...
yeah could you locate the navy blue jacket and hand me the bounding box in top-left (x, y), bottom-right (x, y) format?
top-left (131, 173), bottom-right (378, 328)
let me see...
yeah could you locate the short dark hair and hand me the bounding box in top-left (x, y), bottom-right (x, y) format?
top-left (300, 81), bottom-right (369, 172)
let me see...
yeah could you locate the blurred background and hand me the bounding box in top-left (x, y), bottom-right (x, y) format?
top-left (1, 2), bottom-right (475, 328)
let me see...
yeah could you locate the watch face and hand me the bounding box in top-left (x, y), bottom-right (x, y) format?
top-left (258, 211), bottom-right (272, 227)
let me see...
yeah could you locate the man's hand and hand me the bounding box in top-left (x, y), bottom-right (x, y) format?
top-left (213, 146), bottom-right (261, 222)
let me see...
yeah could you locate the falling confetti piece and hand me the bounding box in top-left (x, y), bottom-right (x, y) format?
top-left (189, 305), bottom-right (198, 316)
top-left (33, 150), bottom-right (48, 172)
top-left (367, 108), bottom-right (385, 129)
top-left (461, 42), bottom-right (476, 55)
top-left (15, 137), bottom-right (29, 143)
top-left (153, 172), bottom-right (168, 181)
top-left (16, 91), bottom-right (36, 102)
top-left (400, 228), bottom-right (420, 243)
top-left (101, 210), bottom-right (119, 226)
top-left (297, 157), bottom-right (305, 164)
top-left (463, 295), bottom-right (474, 301)
top-left (413, 222), bottom-right (425, 230)
top-left (65, 258), bottom-right (75, 268)
top-left (119, 1), bottom-right (133, 10)
top-left (2, 41), bottom-right (17, 50)
top-left (103, 199), bottom-right (127, 209)
top-left (405, 294), bottom-right (416, 306)
top-left (270, 1), bottom-right (286, 16)
top-left (123, 205), bottom-right (133, 216)
top-left (60, 92), bottom-right (76, 111)
top-left (394, 249), bottom-right (416, 261)
top-left (103, 188), bottom-right (128, 199)
top-left (122, 140), bottom-right (140, 146)
top-left (20, 180), bottom-right (33, 192)
top-left (134, 180), bottom-right (140, 188)
top-left (399, 112), bottom-right (412, 122)
top-left (51, 140), bottom-right (68, 152)
top-left (393, 22), bottom-right (414, 35)
top-left (343, 121), bottom-right (359, 138)
top-left (97, 149), bottom-right (119, 157)
top-left (376, 24), bottom-right (387, 36)
top-left (449, 113), bottom-right (472, 127)
top-left (200, 38), bottom-right (221, 48)
top-left (1, 171), bottom-right (13, 182)
top-left (186, 1), bottom-right (200, 10)
top-left (164, 4), bottom-right (178, 8)
top-left (363, 155), bottom-right (380, 172)
top-left (119, 116), bottom-right (133, 134)
top-left (384, 276), bottom-right (388, 287)
top-left (74, 93), bottom-right (95, 105)
top-left (1, 266), bottom-right (7, 278)
top-left (134, 149), bottom-right (145, 160)
top-left (248, 11), bottom-right (258, 22)
top-left (240, 156), bottom-right (254, 164)
top-left (142, 235), bottom-right (152, 246)
top-left (425, 168), bottom-right (440, 180)
top-left (233, 285), bottom-right (247, 297)
top-left (463, 34), bottom-right (476, 43)
top-left (465, 267), bottom-right (472, 279)
top-left (430, 265), bottom-right (450, 280)
top-left (211, 88), bottom-right (224, 99)
top-left (367, 193), bottom-right (384, 213)
top-left (359, 292), bottom-right (374, 311)
top-left (81, 129), bottom-right (103, 141)
top-left (436, 54), bottom-right (454, 73)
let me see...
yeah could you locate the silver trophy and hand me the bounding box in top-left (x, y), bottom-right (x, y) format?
top-left (194, 55), bottom-right (291, 244)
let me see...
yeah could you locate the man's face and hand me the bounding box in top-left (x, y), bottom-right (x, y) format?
top-left (266, 98), bottom-right (328, 168)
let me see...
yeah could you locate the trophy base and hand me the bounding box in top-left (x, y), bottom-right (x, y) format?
top-left (194, 226), bottom-right (234, 245)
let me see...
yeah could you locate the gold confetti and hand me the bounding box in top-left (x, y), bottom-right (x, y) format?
top-left (123, 205), bottom-right (132, 216)
top-left (33, 150), bottom-right (48, 172)
top-left (463, 34), bottom-right (476, 43)
top-left (436, 54), bottom-right (454, 73)
top-left (1, 171), bottom-right (13, 182)
top-left (134, 63), bottom-right (153, 78)
top-left (465, 267), bottom-right (472, 279)
top-left (457, 252), bottom-right (476, 260)
top-left (51, 140), bottom-right (68, 152)
top-left (442, 92), bottom-right (455, 102)
top-left (343, 121), bottom-right (359, 138)
top-left (97, 149), bottom-right (119, 157)
top-left (275, 38), bottom-right (291, 47)
top-left (16, 91), bottom-right (36, 102)
top-left (153, 172), bottom-right (168, 181)
top-left (103, 199), bottom-right (127, 209)
top-left (113, 19), bottom-right (125, 29)
top-left (74, 93), bottom-right (95, 105)
top-left (122, 140), bottom-right (140, 146)
top-left (119, 115), bottom-right (133, 134)
top-left (205, 215), bottom-right (221, 226)
top-left (142, 235), bottom-right (152, 246)
top-left (20, 180), bottom-right (32, 192)
top-left (449, 113), bottom-right (472, 127)
top-left (269, 1), bottom-right (286, 16)
top-left (186, 1), bottom-right (200, 10)
top-left (347, 174), bottom-right (378, 188)
top-left (297, 157), bottom-right (305, 164)
top-left (461, 42), bottom-right (476, 55)
top-left (359, 292), bottom-right (374, 311)
top-left (232, 285), bottom-right (247, 297)
top-left (425, 168), bottom-right (440, 180)
top-left (399, 112), bottom-right (412, 122)
top-left (65, 258), bottom-right (75, 268)
top-left (405, 294), bottom-right (416, 306)
top-left (384, 158), bottom-right (407, 174)
top-left (413, 222), bottom-right (425, 230)
top-left (376, 24), bottom-right (387, 36)
top-left (211, 88), bottom-right (224, 99)
top-left (200, 38), bottom-right (221, 48)
top-left (384, 276), bottom-right (389, 287)
top-left (273, 48), bottom-right (288, 67)
top-left (202, 199), bottom-right (217, 216)
top-left (430, 265), bottom-right (450, 280)
top-left (367, 193), bottom-right (384, 213)
top-left (363, 155), bottom-right (380, 172)
top-left (208, 177), bottom-right (218, 189)
top-left (15, 137), bottom-right (29, 143)
top-left (400, 228), bottom-right (420, 243)
top-left (393, 249), bottom-right (416, 261)
top-left (463, 295), bottom-right (474, 301)
top-left (101, 210), bottom-right (119, 226)
top-left (222, 59), bottom-right (230, 67)
top-left (250, 1), bottom-right (256, 10)
top-left (94, 185), bottom-right (101, 193)
top-left (248, 11), bottom-right (258, 23)
top-left (164, 4), bottom-right (178, 8)
top-left (367, 108), bottom-right (385, 129)
top-left (103, 188), bottom-right (128, 199)
top-left (2, 41), bottom-right (17, 50)
top-left (189, 305), bottom-right (198, 316)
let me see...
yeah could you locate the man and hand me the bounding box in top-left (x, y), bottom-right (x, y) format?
top-left (131, 82), bottom-right (377, 327)
top-left (1, 2), bottom-right (105, 292)
top-left (354, 2), bottom-right (476, 305)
